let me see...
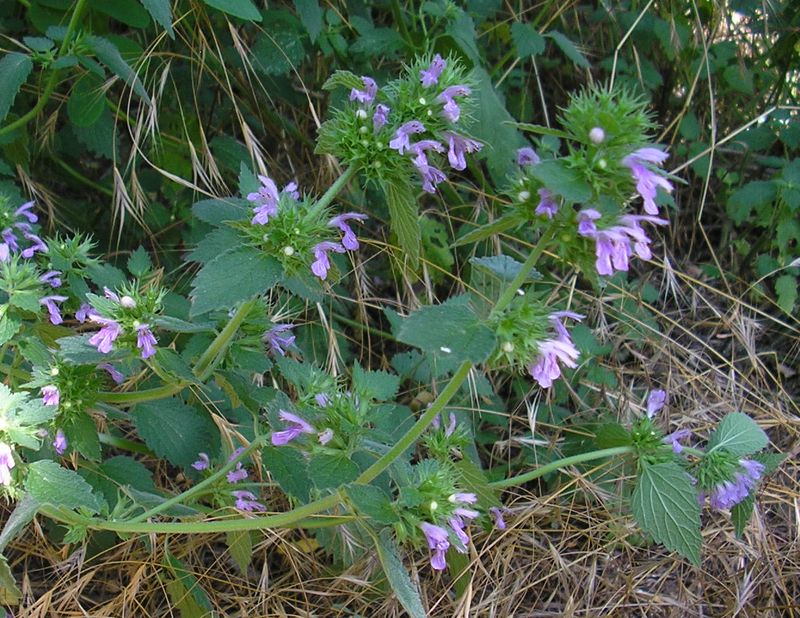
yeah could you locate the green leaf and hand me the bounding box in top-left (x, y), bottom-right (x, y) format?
top-left (346, 484), bottom-right (398, 524)
top-left (127, 246), bottom-right (152, 276)
top-left (0, 556), bottom-right (21, 606)
top-left (470, 255), bottom-right (540, 282)
top-left (0, 312), bottom-right (21, 347)
top-left (446, 10), bottom-right (480, 63)
top-left (731, 495), bottom-right (754, 538)
top-left (321, 70), bottom-right (362, 92)
top-left (511, 22), bottom-right (545, 57)
top-left (262, 445), bottom-right (311, 502)
top-left (189, 247), bottom-right (282, 317)
top-left (529, 159), bottom-right (592, 203)
top-left (594, 423), bottom-right (632, 448)
top-left (707, 412), bottom-right (768, 456)
top-left (252, 25), bottom-right (307, 76)
top-left (26, 460), bottom-right (102, 514)
top-left (727, 181), bottom-right (776, 225)
top-left (0, 493), bottom-right (40, 553)
top-left (87, 36), bottom-right (151, 104)
top-left (514, 122), bottom-right (572, 140)
top-left (452, 213), bottom-right (523, 247)
top-left (381, 177), bottom-right (420, 268)
top-left (226, 530), bottom-right (253, 573)
top-left (352, 363), bottom-right (400, 401)
top-left (140, 0), bottom-right (174, 37)
top-left (453, 458), bottom-right (501, 509)
top-left (396, 295), bottom-right (496, 364)
top-left (88, 0), bottom-right (150, 27)
top-left (187, 226), bottom-right (243, 264)
top-left (203, 0), bottom-right (262, 21)
top-left (309, 453), bottom-right (359, 490)
top-left (191, 198), bottom-right (249, 225)
top-left (631, 462), bottom-right (701, 565)
top-left (375, 529), bottom-right (426, 618)
top-left (131, 398), bottom-right (216, 468)
top-left (294, 0), bottom-right (323, 42)
top-left (545, 31), bottom-right (590, 68)
top-left (163, 551), bottom-right (214, 616)
top-left (64, 410), bottom-right (101, 461)
top-left (775, 274), bottom-right (797, 314)
top-left (0, 53), bottom-right (33, 123)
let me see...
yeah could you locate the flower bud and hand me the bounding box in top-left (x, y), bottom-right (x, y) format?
top-left (501, 341), bottom-right (514, 353)
top-left (283, 246), bottom-right (295, 256)
top-left (419, 97), bottom-right (427, 105)
top-left (355, 109), bottom-right (368, 120)
top-left (429, 500), bottom-right (438, 512)
top-left (597, 158), bottom-right (607, 170)
top-left (589, 126), bottom-right (605, 144)
top-left (50, 367), bottom-right (59, 376)
top-left (518, 191), bottom-right (531, 202)
top-left (120, 295), bottom-right (136, 308)
top-left (358, 126), bottom-right (368, 134)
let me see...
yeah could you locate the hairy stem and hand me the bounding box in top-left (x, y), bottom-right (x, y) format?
top-left (194, 298), bottom-right (259, 382)
top-left (307, 165), bottom-right (356, 219)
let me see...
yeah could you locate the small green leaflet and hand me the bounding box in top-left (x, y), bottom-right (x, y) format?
top-left (86, 36), bottom-right (152, 104)
top-left (529, 159), bottom-right (592, 203)
top-left (25, 460), bottom-right (102, 514)
top-left (352, 363), bottom-right (400, 401)
top-left (203, 0), bottom-right (262, 21)
top-left (631, 462), bottom-right (701, 565)
top-left (381, 177), bottom-right (420, 268)
top-left (294, 0), bottom-right (323, 42)
top-left (140, 0), bottom-right (175, 37)
top-left (0, 494), bottom-right (40, 553)
top-left (511, 22), bottom-right (545, 58)
top-left (0, 52), bottom-right (33, 123)
top-left (707, 412), bottom-right (768, 457)
top-left (131, 399), bottom-right (216, 468)
top-left (374, 529), bottom-right (426, 618)
top-left (545, 31), bottom-right (590, 69)
top-left (775, 274), bottom-right (797, 314)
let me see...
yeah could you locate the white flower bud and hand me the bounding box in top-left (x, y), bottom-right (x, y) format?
top-left (589, 126), bottom-right (605, 144)
top-left (518, 191), bottom-right (530, 202)
top-left (50, 367), bottom-right (59, 376)
top-left (358, 126), bottom-right (368, 134)
top-left (283, 246), bottom-right (295, 256)
top-left (120, 295), bottom-right (136, 308)
top-left (355, 109), bottom-right (368, 120)
top-left (597, 158), bottom-right (607, 170)
top-left (501, 341), bottom-right (514, 353)
top-left (430, 500), bottom-right (438, 511)
top-left (419, 97), bottom-right (427, 105)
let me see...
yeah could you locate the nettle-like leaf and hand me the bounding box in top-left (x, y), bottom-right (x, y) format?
top-left (375, 529), bottom-right (426, 618)
top-left (203, 0), bottom-right (262, 21)
top-left (529, 159), bottom-right (592, 203)
top-left (380, 176), bottom-right (420, 268)
top-left (631, 462), bottom-right (701, 565)
top-left (352, 363), bottom-right (400, 401)
top-left (86, 36), bottom-right (151, 104)
top-left (25, 460), bottom-right (102, 514)
top-left (141, 0), bottom-right (175, 37)
top-left (0, 52), bottom-right (33, 123)
top-left (707, 412), bottom-right (768, 457)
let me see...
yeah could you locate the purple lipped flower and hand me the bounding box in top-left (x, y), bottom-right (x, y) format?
top-left (248, 175), bottom-right (281, 225)
top-left (708, 459), bottom-right (764, 510)
top-left (449, 492), bottom-right (477, 505)
top-left (420, 54), bottom-right (446, 87)
top-left (436, 85), bottom-right (471, 123)
top-left (664, 428), bottom-right (692, 454)
top-left (444, 132), bottom-right (482, 171)
top-left (489, 506), bottom-right (507, 530)
top-left (350, 76), bottom-right (377, 105)
top-left (328, 212), bottom-right (369, 251)
top-left (311, 241), bottom-right (346, 280)
top-left (2, 228), bottom-right (18, 252)
top-left (41, 385), bottom-right (60, 407)
top-left (103, 287), bottom-right (120, 303)
top-left (419, 522), bottom-right (450, 571)
top-left (318, 428), bottom-right (334, 445)
top-left (0, 442), bottom-right (15, 486)
top-left (227, 466), bottom-right (248, 483)
top-left (622, 148), bottom-right (673, 215)
top-left (389, 121), bottom-right (426, 154)
top-left (98, 362), bottom-right (125, 384)
top-left (590, 228), bottom-right (630, 276)
top-left (577, 209), bottom-right (601, 236)
top-left (271, 410), bottom-right (315, 446)
top-left (0, 243), bottom-right (8, 262)
top-left (646, 389), bottom-right (667, 418)
top-left (264, 323), bottom-right (295, 356)
top-left (448, 516), bottom-right (470, 550)
top-left (135, 323), bottom-right (158, 359)
top-left (517, 147), bottom-right (540, 166)
top-left (88, 315), bottom-right (122, 354)
top-left (191, 452), bottom-right (210, 471)
top-left (39, 270), bottom-right (62, 288)
top-left (75, 303), bottom-right (94, 323)
top-left (315, 393), bottom-right (330, 407)
top-left (15, 201), bottom-right (37, 224)
top-left (53, 429), bottom-right (67, 455)
top-left (410, 139), bottom-right (445, 167)
top-left (282, 181), bottom-right (300, 200)
top-left (433, 411), bottom-right (457, 436)
top-left (372, 104), bottom-right (390, 132)
top-left (39, 295), bottom-right (68, 325)
top-left (21, 233), bottom-right (47, 258)
top-left (529, 312), bottom-right (583, 389)
top-left (534, 189), bottom-right (559, 219)
top-left (617, 214), bottom-right (668, 260)
top-left (232, 489), bottom-right (266, 512)
top-left (416, 163), bottom-right (447, 193)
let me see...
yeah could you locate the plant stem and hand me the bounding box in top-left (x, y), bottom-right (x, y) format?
top-left (490, 446), bottom-right (635, 489)
top-left (96, 382), bottom-right (189, 405)
top-left (307, 165), bottom-right (356, 219)
top-left (0, 0), bottom-right (89, 137)
top-left (193, 298), bottom-right (258, 382)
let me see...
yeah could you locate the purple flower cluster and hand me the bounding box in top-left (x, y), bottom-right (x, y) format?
top-left (0, 201), bottom-right (47, 262)
top-left (227, 448), bottom-right (249, 484)
top-left (622, 148), bottom-right (673, 215)
top-left (39, 295), bottom-right (67, 325)
top-left (705, 459), bottom-right (765, 510)
top-left (41, 385), bottom-right (60, 407)
top-left (578, 211), bottom-right (668, 276)
top-left (529, 311), bottom-right (583, 388)
top-left (271, 410), bottom-right (333, 447)
top-left (53, 429), bottom-right (67, 455)
top-left (232, 489), bottom-right (265, 512)
top-left (0, 442), bottom-right (15, 486)
top-left (247, 174), bottom-right (299, 225)
top-left (264, 323), bottom-right (296, 356)
top-left (84, 290), bottom-right (158, 359)
top-left (419, 493), bottom-right (479, 571)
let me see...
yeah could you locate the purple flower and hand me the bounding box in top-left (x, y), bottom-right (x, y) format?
top-left (489, 506), bottom-right (507, 530)
top-left (21, 232), bottom-right (47, 258)
top-left (311, 241), bottom-right (346, 280)
top-left (2, 228), bottom-right (18, 253)
top-left (282, 181), bottom-right (300, 200)
top-left (53, 429), bottom-right (67, 455)
top-left (389, 121), bottom-right (426, 154)
top-left (646, 389), bottom-right (667, 418)
top-left (622, 148), bottom-right (673, 215)
top-left (232, 489), bottom-right (266, 512)
top-left (444, 132), bottom-right (482, 171)
top-left (15, 201), bottom-right (37, 223)
top-left (449, 492), bottom-right (477, 505)
top-left (410, 139), bottom-right (445, 167)
top-left (372, 104), bottom-right (390, 132)
top-left (590, 229), bottom-right (630, 276)
top-left (534, 189), bottom-right (559, 219)
top-left (75, 303), bottom-right (94, 323)
top-left (39, 270), bottom-right (62, 288)
top-left (104, 287), bottom-right (120, 303)
top-left (227, 466), bottom-right (248, 483)
top-left (328, 212), bottom-right (368, 251)
top-left (0, 442), bottom-right (14, 486)
top-left (664, 428), bottom-right (691, 453)
top-left (0, 240), bottom-right (10, 262)
top-left (264, 323), bottom-right (295, 356)
top-left (315, 393), bottom-right (330, 407)
top-left (529, 312), bottom-right (582, 389)
top-left (420, 54), bottom-right (446, 87)
top-left (420, 522), bottom-right (450, 571)
top-left (88, 316), bottom-right (122, 354)
top-left (318, 428), bottom-right (334, 445)
top-left (248, 175), bottom-right (280, 225)
top-left (41, 385), bottom-right (60, 407)
top-left (449, 507), bottom-right (479, 552)
top-left (350, 76), bottom-right (377, 105)
top-left (251, 202), bottom-right (279, 226)
top-left (39, 295), bottom-right (68, 325)
top-left (436, 85), bottom-right (471, 122)
top-left (135, 323), bottom-right (158, 359)
top-left (271, 410), bottom-right (315, 446)
top-left (517, 147), bottom-right (540, 166)
top-left (433, 412), bottom-right (457, 436)
top-left (416, 163), bottom-right (447, 193)
top-left (98, 362), bottom-right (125, 384)
top-left (577, 209), bottom-right (601, 236)
top-left (617, 214), bottom-right (668, 260)
top-left (191, 452), bottom-right (210, 471)
top-left (708, 459), bottom-right (764, 510)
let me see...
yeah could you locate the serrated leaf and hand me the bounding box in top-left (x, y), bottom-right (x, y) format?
top-left (321, 70), bottom-right (362, 91)
top-left (346, 484), bottom-right (398, 524)
top-left (57, 334), bottom-right (117, 365)
top-left (203, 0), bottom-right (262, 21)
top-left (594, 423), bottom-right (632, 448)
top-left (127, 246), bottom-right (152, 276)
top-left (0, 52), bottom-right (33, 123)
top-left (511, 22), bottom-right (545, 57)
top-left (294, 0), bottom-right (323, 42)
top-left (446, 10), bottom-right (480, 63)
top-left (529, 159), bottom-right (592, 203)
top-left (226, 530), bottom-right (253, 573)
top-left (707, 412), bottom-right (768, 456)
top-left (380, 177), bottom-right (420, 268)
top-left (187, 226), bottom-right (243, 264)
top-left (0, 557), bottom-right (20, 606)
top-left (727, 181), bottom-right (776, 225)
top-left (262, 445), bottom-right (311, 502)
top-left (731, 495), bottom-right (754, 538)
top-left (131, 399), bottom-right (216, 468)
top-left (469, 255), bottom-right (540, 282)
top-left (0, 313), bottom-right (20, 347)
top-left (631, 462), bottom-right (701, 565)
top-left (453, 458), bottom-right (501, 509)
top-left (0, 494), bottom-right (40, 553)
top-left (396, 295), bottom-right (496, 364)
top-left (309, 453), bottom-right (359, 490)
top-left (87, 36), bottom-right (151, 104)
top-left (89, 0), bottom-right (150, 27)
top-left (26, 460), bottom-right (102, 514)
top-left (189, 247), bottom-right (282, 317)
top-left (352, 363), bottom-right (400, 401)
top-left (375, 529), bottom-right (426, 618)
top-left (452, 213), bottom-right (523, 247)
top-left (191, 198), bottom-right (249, 225)
top-left (546, 31), bottom-right (590, 68)
top-left (775, 274), bottom-right (797, 314)
top-left (64, 410), bottom-right (101, 461)
top-left (140, 0), bottom-right (174, 37)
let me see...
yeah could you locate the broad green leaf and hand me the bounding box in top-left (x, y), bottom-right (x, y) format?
top-left (26, 460), bottom-right (102, 514)
top-left (131, 398), bottom-right (217, 468)
top-left (153, 315), bottom-right (215, 333)
top-left (514, 122), bottom-right (572, 140)
top-left (262, 445), bottom-right (311, 502)
top-left (546, 31), bottom-right (590, 68)
top-left (470, 255), bottom-right (541, 282)
top-left (0, 494), bottom-right (40, 553)
top-left (87, 36), bottom-right (151, 104)
top-left (191, 198), bottom-right (249, 225)
top-left (140, 0), bottom-right (174, 37)
top-left (127, 246), bottom-right (152, 276)
top-left (381, 177), bottom-right (420, 268)
top-left (511, 22), bottom-right (545, 57)
top-left (322, 70), bottom-right (362, 91)
top-left (707, 412), bottom-right (768, 456)
top-left (189, 247), bottom-right (282, 317)
top-left (396, 295), bottom-right (496, 364)
top-left (226, 530), bottom-right (253, 573)
top-left (775, 274), bottom-right (797, 314)
top-left (187, 226), bottom-right (243, 264)
top-left (727, 181), bottom-right (776, 225)
top-left (0, 53), bottom-right (33, 123)
top-left (64, 410), bottom-right (101, 461)
top-left (67, 75), bottom-right (106, 127)
top-left (163, 551), bottom-right (214, 616)
top-left (631, 462), bottom-right (701, 565)
top-left (453, 458), bottom-right (501, 509)
top-left (346, 484), bottom-right (398, 524)
top-left (0, 313), bottom-right (20, 347)
top-left (452, 213), bottom-right (523, 247)
top-left (23, 36), bottom-right (54, 53)
top-left (446, 10), bottom-right (480, 63)
top-left (203, 0), bottom-right (262, 21)
top-left (529, 159), bottom-right (592, 203)
top-left (375, 530), bottom-right (426, 618)
top-left (309, 453), bottom-right (359, 490)
top-left (88, 0), bottom-right (150, 27)
top-left (352, 363), bottom-right (400, 401)
top-left (253, 26), bottom-right (307, 76)
top-left (731, 495), bottom-right (754, 538)
top-left (0, 557), bottom-right (20, 606)
top-left (294, 0), bottom-right (323, 42)
top-left (57, 334), bottom-right (115, 365)
top-left (594, 422), bottom-right (632, 448)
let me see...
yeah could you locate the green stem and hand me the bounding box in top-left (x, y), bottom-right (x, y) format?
top-left (490, 446), bottom-right (635, 489)
top-left (96, 382), bottom-right (188, 404)
top-left (307, 165), bottom-right (356, 219)
top-left (194, 299), bottom-right (258, 382)
top-left (98, 433), bottom-right (153, 455)
top-left (0, 0), bottom-right (89, 137)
